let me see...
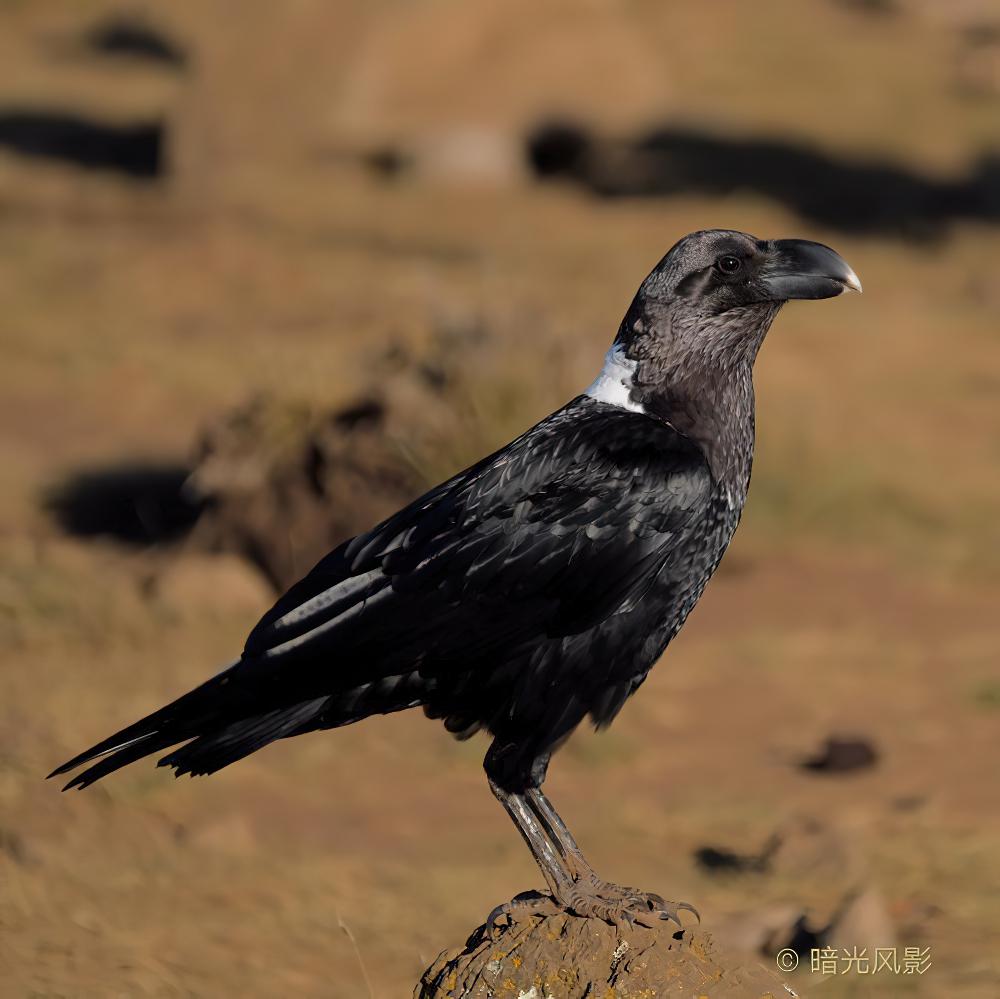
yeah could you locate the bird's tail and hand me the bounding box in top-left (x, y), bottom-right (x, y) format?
top-left (48, 662), bottom-right (432, 790)
top-left (47, 659), bottom-right (332, 790)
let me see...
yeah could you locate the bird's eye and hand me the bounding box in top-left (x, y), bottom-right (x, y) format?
top-left (716, 255), bottom-right (742, 274)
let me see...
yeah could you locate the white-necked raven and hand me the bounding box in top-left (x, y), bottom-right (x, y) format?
top-left (51, 230), bottom-right (860, 926)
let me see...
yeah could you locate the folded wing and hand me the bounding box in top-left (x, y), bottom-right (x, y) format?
top-left (51, 398), bottom-right (713, 787)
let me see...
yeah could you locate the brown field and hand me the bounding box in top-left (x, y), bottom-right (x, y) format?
top-left (2, 1), bottom-right (999, 996)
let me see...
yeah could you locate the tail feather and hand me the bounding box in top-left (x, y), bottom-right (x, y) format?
top-left (157, 697), bottom-right (331, 777)
top-left (47, 730), bottom-right (160, 781)
top-left (48, 659), bottom-right (255, 785)
top-left (48, 662), bottom-right (435, 789)
top-left (61, 731), bottom-right (186, 790)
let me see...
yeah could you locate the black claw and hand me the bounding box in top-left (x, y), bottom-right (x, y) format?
top-left (485, 904), bottom-right (509, 934)
top-left (653, 900), bottom-right (700, 928)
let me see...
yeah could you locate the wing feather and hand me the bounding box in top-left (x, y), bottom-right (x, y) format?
top-left (244, 398), bottom-right (713, 672)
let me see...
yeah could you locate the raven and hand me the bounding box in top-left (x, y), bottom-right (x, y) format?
top-left (50, 230), bottom-right (860, 926)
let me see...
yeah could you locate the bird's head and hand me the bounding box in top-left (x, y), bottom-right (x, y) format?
top-left (616, 229), bottom-right (860, 369)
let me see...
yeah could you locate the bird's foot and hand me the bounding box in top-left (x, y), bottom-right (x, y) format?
top-left (562, 880), bottom-right (700, 931)
top-left (485, 890), bottom-right (560, 938)
top-left (483, 883), bottom-right (699, 939)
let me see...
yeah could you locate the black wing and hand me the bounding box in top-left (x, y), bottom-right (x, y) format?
top-left (51, 397), bottom-right (713, 787)
top-left (243, 397), bottom-right (711, 676)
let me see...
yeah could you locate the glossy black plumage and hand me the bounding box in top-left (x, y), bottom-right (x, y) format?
top-left (51, 230), bottom-right (859, 822)
top-left (53, 398), bottom-right (726, 790)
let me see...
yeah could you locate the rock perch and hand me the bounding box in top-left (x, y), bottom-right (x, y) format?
top-left (416, 908), bottom-right (801, 998)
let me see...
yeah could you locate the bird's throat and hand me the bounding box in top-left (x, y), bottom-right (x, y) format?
top-left (636, 361), bottom-right (756, 497)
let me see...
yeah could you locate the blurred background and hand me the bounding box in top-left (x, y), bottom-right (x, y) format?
top-left (2, 1), bottom-right (999, 996)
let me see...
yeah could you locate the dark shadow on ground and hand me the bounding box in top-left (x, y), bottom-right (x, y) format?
top-left (527, 121), bottom-right (1000, 238)
top-left (0, 111), bottom-right (164, 178)
top-left (40, 394), bottom-right (421, 587)
top-left (83, 15), bottom-right (187, 68)
top-left (800, 735), bottom-right (879, 773)
top-left (44, 463), bottom-right (203, 546)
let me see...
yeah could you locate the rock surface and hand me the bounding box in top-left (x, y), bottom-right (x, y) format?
top-left (416, 909), bottom-right (800, 999)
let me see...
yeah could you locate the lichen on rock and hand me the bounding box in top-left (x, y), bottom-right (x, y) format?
top-left (416, 907), bottom-right (800, 998)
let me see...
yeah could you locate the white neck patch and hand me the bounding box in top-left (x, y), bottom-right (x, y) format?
top-left (584, 345), bottom-right (645, 414)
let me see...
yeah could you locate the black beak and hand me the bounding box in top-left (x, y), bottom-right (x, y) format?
top-left (762, 239), bottom-right (862, 301)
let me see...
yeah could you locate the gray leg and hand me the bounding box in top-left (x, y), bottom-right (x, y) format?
top-left (523, 786), bottom-right (700, 929)
top-left (525, 786), bottom-right (598, 882)
top-left (488, 780), bottom-right (575, 899)
top-left (484, 742), bottom-right (698, 930)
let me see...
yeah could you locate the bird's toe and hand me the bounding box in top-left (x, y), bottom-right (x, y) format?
top-left (559, 881), bottom-right (701, 931)
top-left (485, 890), bottom-right (559, 938)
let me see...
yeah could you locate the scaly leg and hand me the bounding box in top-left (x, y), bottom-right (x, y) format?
top-left (523, 785), bottom-right (699, 929)
top-left (485, 780), bottom-right (565, 931)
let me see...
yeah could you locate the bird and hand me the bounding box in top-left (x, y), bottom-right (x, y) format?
top-left (50, 229), bottom-right (860, 927)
